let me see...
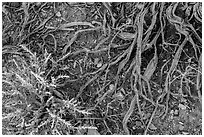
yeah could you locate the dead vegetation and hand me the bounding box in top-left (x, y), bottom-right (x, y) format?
top-left (2, 2), bottom-right (202, 135)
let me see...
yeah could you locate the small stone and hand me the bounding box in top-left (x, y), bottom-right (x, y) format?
top-left (94, 58), bottom-right (99, 64)
top-left (94, 58), bottom-right (102, 68)
top-left (188, 58), bottom-right (192, 62)
top-left (189, 115), bottom-right (195, 122)
top-left (170, 110), bottom-right (174, 114)
top-left (180, 97), bottom-right (187, 102)
top-left (178, 121), bottom-right (184, 125)
top-left (126, 18), bottom-right (132, 24)
top-left (97, 62), bottom-right (102, 68)
top-left (158, 88), bottom-right (163, 93)
top-left (56, 11), bottom-right (61, 17)
top-left (178, 104), bottom-right (186, 110)
top-left (179, 125), bottom-right (184, 131)
top-left (174, 109), bottom-right (179, 115)
top-left (143, 112), bottom-right (151, 120)
top-left (135, 121), bottom-right (142, 127)
top-left (109, 84), bottom-right (115, 91)
top-left (86, 2), bottom-right (94, 5)
top-left (120, 88), bottom-right (126, 94)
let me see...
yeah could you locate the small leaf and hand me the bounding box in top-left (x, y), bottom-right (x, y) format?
top-left (118, 32), bottom-right (136, 40)
top-left (182, 132), bottom-right (189, 135)
top-left (149, 123), bottom-right (157, 130)
top-left (109, 84), bottom-right (115, 91)
top-left (143, 46), bottom-right (158, 80)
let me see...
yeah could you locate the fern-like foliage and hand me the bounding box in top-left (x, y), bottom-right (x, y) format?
top-left (2, 44), bottom-right (93, 135)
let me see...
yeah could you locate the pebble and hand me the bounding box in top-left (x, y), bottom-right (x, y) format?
top-left (56, 11), bottom-right (61, 17)
top-left (180, 97), bottom-right (187, 102)
top-left (109, 84), bottom-right (115, 91)
top-left (97, 62), bottom-right (102, 68)
top-left (114, 92), bottom-right (124, 100)
top-left (179, 125), bottom-right (184, 130)
top-left (178, 104), bottom-right (186, 110)
top-left (94, 58), bottom-right (102, 68)
top-left (174, 109), bottom-right (179, 115)
top-left (178, 121), bottom-right (184, 125)
top-left (158, 88), bottom-right (163, 93)
top-left (188, 58), bottom-right (192, 62)
top-left (170, 110), bottom-right (174, 114)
